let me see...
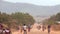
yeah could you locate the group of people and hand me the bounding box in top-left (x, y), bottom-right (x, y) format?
top-left (20, 24), bottom-right (31, 34)
top-left (0, 24), bottom-right (11, 34)
top-left (20, 24), bottom-right (51, 34)
top-left (0, 23), bottom-right (51, 34)
top-left (0, 23), bottom-right (31, 34)
top-left (37, 24), bottom-right (51, 34)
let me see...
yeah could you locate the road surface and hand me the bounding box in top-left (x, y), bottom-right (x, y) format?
top-left (12, 23), bottom-right (60, 34)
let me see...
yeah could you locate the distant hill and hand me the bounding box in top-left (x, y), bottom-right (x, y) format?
top-left (0, 0), bottom-right (60, 16)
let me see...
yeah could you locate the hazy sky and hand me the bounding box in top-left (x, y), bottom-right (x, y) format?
top-left (3, 0), bottom-right (60, 6)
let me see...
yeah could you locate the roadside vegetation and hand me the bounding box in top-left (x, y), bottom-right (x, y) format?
top-left (0, 12), bottom-right (35, 30)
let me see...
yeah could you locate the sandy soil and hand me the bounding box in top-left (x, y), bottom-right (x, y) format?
top-left (12, 23), bottom-right (60, 34)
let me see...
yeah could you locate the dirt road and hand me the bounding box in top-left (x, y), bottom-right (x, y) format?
top-left (12, 29), bottom-right (60, 34)
top-left (12, 23), bottom-right (60, 34)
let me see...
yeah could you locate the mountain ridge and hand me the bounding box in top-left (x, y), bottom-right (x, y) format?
top-left (0, 0), bottom-right (60, 16)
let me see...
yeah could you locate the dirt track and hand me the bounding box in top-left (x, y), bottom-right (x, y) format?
top-left (12, 29), bottom-right (60, 34)
top-left (12, 23), bottom-right (60, 34)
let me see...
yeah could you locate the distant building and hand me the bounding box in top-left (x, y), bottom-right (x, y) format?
top-left (57, 21), bottom-right (60, 24)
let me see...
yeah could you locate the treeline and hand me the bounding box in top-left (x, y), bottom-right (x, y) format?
top-left (48, 13), bottom-right (60, 31)
top-left (43, 12), bottom-right (60, 25)
top-left (0, 12), bottom-right (35, 29)
top-left (43, 12), bottom-right (60, 31)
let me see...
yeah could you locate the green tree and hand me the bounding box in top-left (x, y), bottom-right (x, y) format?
top-left (11, 12), bottom-right (35, 25)
top-left (46, 12), bottom-right (60, 25)
top-left (55, 13), bottom-right (60, 21)
top-left (0, 12), bottom-right (35, 29)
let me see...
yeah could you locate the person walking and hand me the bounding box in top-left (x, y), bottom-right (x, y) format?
top-left (48, 25), bottom-right (51, 34)
top-left (2, 29), bottom-right (6, 34)
top-left (20, 26), bottom-right (23, 33)
top-left (42, 25), bottom-right (45, 31)
top-left (37, 25), bottom-right (41, 30)
top-left (22, 24), bottom-right (27, 34)
top-left (27, 24), bottom-right (31, 32)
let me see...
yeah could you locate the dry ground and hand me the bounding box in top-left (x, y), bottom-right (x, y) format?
top-left (12, 23), bottom-right (60, 34)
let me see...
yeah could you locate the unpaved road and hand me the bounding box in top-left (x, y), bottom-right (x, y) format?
top-left (12, 23), bottom-right (60, 34)
top-left (12, 29), bottom-right (60, 34)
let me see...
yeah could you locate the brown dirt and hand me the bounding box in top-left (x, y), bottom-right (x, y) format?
top-left (12, 23), bottom-right (60, 34)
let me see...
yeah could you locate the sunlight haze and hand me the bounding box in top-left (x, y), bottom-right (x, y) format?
top-left (3, 0), bottom-right (60, 6)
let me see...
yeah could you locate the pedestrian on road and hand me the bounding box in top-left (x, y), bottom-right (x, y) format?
top-left (2, 29), bottom-right (6, 34)
top-left (48, 25), bottom-right (51, 34)
top-left (22, 24), bottom-right (27, 34)
top-left (20, 26), bottom-right (23, 33)
top-left (42, 25), bottom-right (45, 31)
top-left (37, 25), bottom-right (41, 30)
top-left (27, 24), bottom-right (31, 32)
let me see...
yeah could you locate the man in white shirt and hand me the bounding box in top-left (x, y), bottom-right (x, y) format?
top-left (23, 24), bottom-right (27, 34)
